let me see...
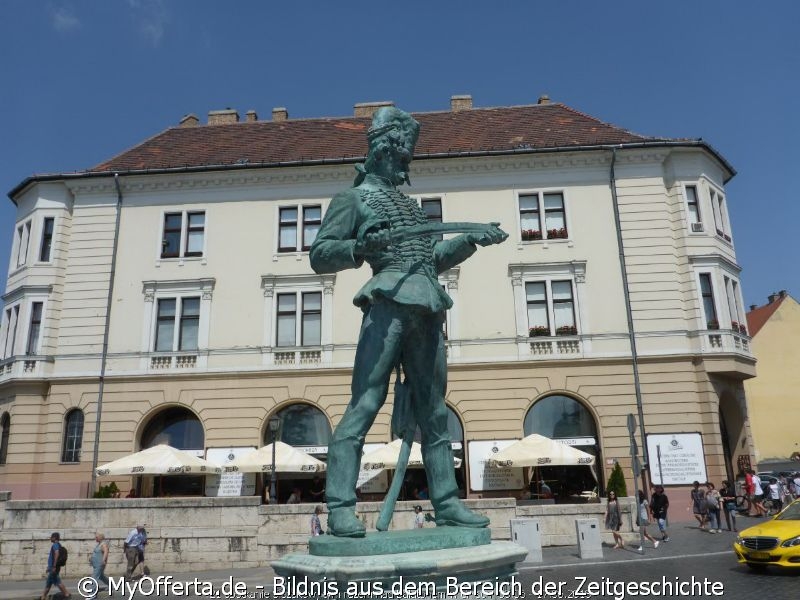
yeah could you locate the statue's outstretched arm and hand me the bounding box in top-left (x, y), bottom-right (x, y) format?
top-left (309, 191), bottom-right (365, 274)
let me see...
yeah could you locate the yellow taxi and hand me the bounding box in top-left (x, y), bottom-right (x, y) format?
top-left (734, 499), bottom-right (800, 570)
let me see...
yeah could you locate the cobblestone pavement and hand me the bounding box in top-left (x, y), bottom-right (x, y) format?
top-left (1, 520), bottom-right (795, 600)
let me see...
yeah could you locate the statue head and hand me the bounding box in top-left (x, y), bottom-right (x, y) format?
top-left (356, 107), bottom-right (420, 187)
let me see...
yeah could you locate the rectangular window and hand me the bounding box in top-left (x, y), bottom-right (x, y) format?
top-left (161, 211), bottom-right (205, 258)
top-left (525, 279), bottom-right (577, 336)
top-left (710, 190), bottom-right (731, 241)
top-left (15, 222), bottom-right (31, 268)
top-left (26, 302), bottom-right (43, 355)
top-left (39, 217), bottom-right (55, 262)
top-left (301, 292), bottom-right (322, 346)
top-left (185, 212), bottom-right (205, 257)
top-left (155, 299), bottom-right (176, 351)
top-left (519, 192), bottom-right (567, 240)
top-left (526, 282), bottom-right (549, 334)
top-left (421, 198), bottom-right (443, 241)
top-left (302, 207), bottom-right (322, 251)
top-left (279, 206), bottom-right (322, 252)
top-left (3, 306), bottom-right (19, 358)
top-left (276, 293), bottom-right (297, 347)
top-left (699, 273), bottom-right (718, 328)
top-left (686, 186), bottom-right (701, 225)
top-left (179, 297), bottom-right (200, 350)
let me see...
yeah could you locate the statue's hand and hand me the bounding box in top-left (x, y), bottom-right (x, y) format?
top-left (354, 228), bottom-right (392, 257)
top-left (466, 222), bottom-right (508, 247)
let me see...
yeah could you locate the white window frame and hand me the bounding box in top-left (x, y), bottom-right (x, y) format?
top-left (690, 256), bottom-right (744, 332)
top-left (524, 279), bottom-right (578, 337)
top-left (37, 215), bottom-right (57, 264)
top-left (1, 304), bottom-right (20, 360)
top-left (708, 185), bottom-right (732, 243)
top-left (158, 210), bottom-right (207, 260)
top-left (0, 286), bottom-right (51, 360)
top-left (515, 189), bottom-right (570, 243)
top-left (261, 274), bottom-right (335, 362)
top-left (509, 262), bottom-right (587, 334)
top-left (274, 290), bottom-right (324, 348)
top-left (10, 220), bottom-right (32, 271)
top-left (141, 278), bottom-right (215, 368)
top-left (275, 204), bottom-right (323, 254)
top-left (682, 183), bottom-right (704, 232)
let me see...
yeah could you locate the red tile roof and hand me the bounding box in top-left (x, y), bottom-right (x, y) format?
top-left (91, 103), bottom-right (661, 173)
top-left (8, 102), bottom-right (736, 199)
top-left (747, 296), bottom-right (786, 337)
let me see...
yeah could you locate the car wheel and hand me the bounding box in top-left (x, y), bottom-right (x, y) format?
top-left (746, 563), bottom-right (767, 571)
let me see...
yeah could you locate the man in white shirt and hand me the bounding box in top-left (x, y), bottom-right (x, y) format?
top-left (124, 524), bottom-right (146, 578)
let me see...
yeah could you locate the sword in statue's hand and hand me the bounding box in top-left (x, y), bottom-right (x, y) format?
top-left (355, 221), bottom-right (508, 256)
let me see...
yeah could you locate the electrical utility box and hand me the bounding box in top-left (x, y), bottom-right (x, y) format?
top-left (575, 518), bottom-right (603, 559)
top-left (509, 518), bottom-right (542, 563)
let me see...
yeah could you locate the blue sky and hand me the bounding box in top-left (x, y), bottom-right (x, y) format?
top-left (1, 1), bottom-right (797, 308)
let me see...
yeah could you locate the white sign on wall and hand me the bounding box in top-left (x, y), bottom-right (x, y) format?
top-left (205, 447), bottom-right (257, 497)
top-left (468, 440), bottom-right (525, 491)
top-left (646, 433), bottom-right (708, 485)
top-left (357, 443), bottom-right (389, 494)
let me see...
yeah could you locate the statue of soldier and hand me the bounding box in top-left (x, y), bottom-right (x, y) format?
top-left (310, 106), bottom-right (507, 537)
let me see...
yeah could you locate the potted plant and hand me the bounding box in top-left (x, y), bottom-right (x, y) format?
top-left (731, 321), bottom-right (739, 331)
top-left (547, 227), bottom-right (568, 239)
top-left (555, 325), bottom-right (577, 336)
top-left (739, 323), bottom-right (748, 335)
top-left (521, 229), bottom-right (542, 241)
top-left (707, 319), bottom-right (719, 330)
top-left (528, 326), bottom-right (550, 337)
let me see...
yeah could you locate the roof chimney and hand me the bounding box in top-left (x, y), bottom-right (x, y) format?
top-left (208, 109), bottom-right (239, 125)
top-left (245, 110), bottom-right (258, 122)
top-left (749, 304), bottom-right (757, 311)
top-left (450, 95), bottom-right (473, 112)
top-left (179, 114), bottom-right (199, 128)
top-left (767, 293), bottom-right (778, 303)
top-left (272, 107), bottom-right (288, 122)
top-left (779, 290), bottom-right (788, 298)
top-left (537, 94), bottom-right (551, 105)
top-left (354, 101), bottom-right (394, 118)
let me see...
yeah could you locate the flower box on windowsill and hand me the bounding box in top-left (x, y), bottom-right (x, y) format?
top-left (707, 320), bottom-right (719, 330)
top-left (521, 229), bottom-right (542, 241)
top-left (555, 325), bottom-right (577, 336)
top-left (547, 228), bottom-right (569, 240)
top-left (528, 326), bottom-right (550, 337)
top-left (738, 324), bottom-right (748, 336)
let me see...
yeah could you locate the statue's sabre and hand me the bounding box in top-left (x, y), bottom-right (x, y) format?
top-left (358, 220), bottom-right (505, 245)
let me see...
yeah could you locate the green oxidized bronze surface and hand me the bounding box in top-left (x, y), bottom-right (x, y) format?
top-left (309, 106), bottom-right (508, 540)
top-left (308, 526), bottom-right (491, 557)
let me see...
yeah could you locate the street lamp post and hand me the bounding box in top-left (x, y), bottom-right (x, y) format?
top-left (268, 416), bottom-right (280, 504)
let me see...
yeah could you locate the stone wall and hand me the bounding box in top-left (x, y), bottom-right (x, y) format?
top-left (0, 495), bottom-right (636, 581)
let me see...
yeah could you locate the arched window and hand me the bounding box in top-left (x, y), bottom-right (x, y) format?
top-left (141, 406), bottom-right (204, 450)
top-left (264, 403), bottom-right (331, 447)
top-left (140, 406), bottom-right (205, 497)
top-left (0, 412), bottom-right (9, 464)
top-left (61, 409), bottom-right (84, 463)
top-left (524, 394), bottom-right (601, 499)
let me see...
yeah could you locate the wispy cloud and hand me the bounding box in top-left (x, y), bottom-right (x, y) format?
top-left (127, 0), bottom-right (169, 48)
top-left (48, 3), bottom-right (81, 33)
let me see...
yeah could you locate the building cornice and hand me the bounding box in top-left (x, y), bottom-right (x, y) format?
top-left (1, 284), bottom-right (53, 304)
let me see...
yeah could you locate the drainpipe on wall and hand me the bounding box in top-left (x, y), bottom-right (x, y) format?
top-left (608, 149), bottom-right (649, 492)
top-left (89, 173), bottom-right (124, 495)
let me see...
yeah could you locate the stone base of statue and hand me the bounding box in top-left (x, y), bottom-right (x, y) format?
top-left (272, 527), bottom-right (528, 599)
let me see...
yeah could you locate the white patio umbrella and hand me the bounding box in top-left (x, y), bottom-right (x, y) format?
top-left (95, 444), bottom-right (222, 476)
top-left (225, 441), bottom-right (326, 473)
top-left (361, 439), bottom-right (462, 470)
top-left (487, 434), bottom-right (596, 467)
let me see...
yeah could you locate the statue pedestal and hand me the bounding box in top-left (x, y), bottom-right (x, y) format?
top-left (272, 529), bottom-right (528, 599)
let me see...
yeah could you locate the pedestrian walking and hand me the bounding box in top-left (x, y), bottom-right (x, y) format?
top-left (705, 482), bottom-right (722, 533)
top-left (88, 532), bottom-right (109, 596)
top-left (40, 532), bottom-right (70, 600)
top-left (750, 471), bottom-right (767, 517)
top-left (123, 523), bottom-right (147, 578)
top-left (635, 491), bottom-right (659, 550)
top-left (719, 480), bottom-right (738, 532)
top-left (689, 481), bottom-right (708, 529)
top-left (310, 505), bottom-right (324, 536)
top-left (767, 478), bottom-right (783, 514)
top-left (650, 485), bottom-right (670, 541)
top-left (412, 505), bottom-right (425, 529)
top-left (604, 491), bottom-right (624, 549)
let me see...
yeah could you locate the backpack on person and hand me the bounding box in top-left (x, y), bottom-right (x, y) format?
top-left (55, 544), bottom-right (68, 568)
top-left (706, 491), bottom-right (720, 510)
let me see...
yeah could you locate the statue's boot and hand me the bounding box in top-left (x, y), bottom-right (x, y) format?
top-left (424, 440), bottom-right (490, 528)
top-left (325, 436), bottom-right (367, 537)
top-left (327, 508), bottom-right (366, 538)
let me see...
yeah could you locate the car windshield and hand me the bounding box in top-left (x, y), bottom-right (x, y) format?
top-left (775, 502), bottom-right (800, 521)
